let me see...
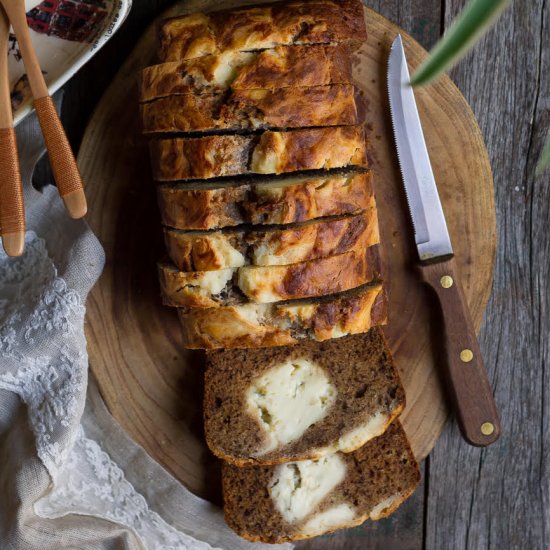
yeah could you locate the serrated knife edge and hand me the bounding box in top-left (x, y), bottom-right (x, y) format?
top-left (387, 34), bottom-right (453, 261)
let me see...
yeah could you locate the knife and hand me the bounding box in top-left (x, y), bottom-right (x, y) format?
top-left (388, 34), bottom-right (501, 446)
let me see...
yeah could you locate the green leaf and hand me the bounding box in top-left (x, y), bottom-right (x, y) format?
top-left (410, 0), bottom-right (512, 86)
top-left (536, 131), bottom-right (550, 177)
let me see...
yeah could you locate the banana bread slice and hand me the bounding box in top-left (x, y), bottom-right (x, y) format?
top-left (157, 170), bottom-right (372, 230)
top-left (222, 421), bottom-right (420, 543)
top-left (164, 210), bottom-right (379, 271)
top-left (140, 44), bottom-right (353, 101)
top-left (150, 126), bottom-right (367, 181)
top-left (141, 85), bottom-right (359, 134)
top-left (158, 244), bottom-right (381, 308)
top-left (204, 329), bottom-right (404, 465)
top-left (178, 283), bottom-right (387, 349)
top-left (159, 0), bottom-right (367, 62)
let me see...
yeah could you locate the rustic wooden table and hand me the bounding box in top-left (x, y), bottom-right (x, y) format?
top-left (34, 1), bottom-right (548, 548)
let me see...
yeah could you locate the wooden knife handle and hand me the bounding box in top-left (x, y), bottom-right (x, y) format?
top-left (419, 257), bottom-right (501, 446)
top-left (33, 96), bottom-right (87, 219)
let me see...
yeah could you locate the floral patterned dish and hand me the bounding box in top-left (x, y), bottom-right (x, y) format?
top-left (8, 0), bottom-right (132, 125)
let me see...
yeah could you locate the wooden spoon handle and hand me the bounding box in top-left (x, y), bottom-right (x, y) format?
top-left (0, 5), bottom-right (24, 256)
top-left (419, 257), bottom-right (501, 446)
top-left (34, 96), bottom-right (87, 218)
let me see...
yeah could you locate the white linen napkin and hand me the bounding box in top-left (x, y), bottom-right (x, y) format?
top-left (0, 96), bottom-right (291, 550)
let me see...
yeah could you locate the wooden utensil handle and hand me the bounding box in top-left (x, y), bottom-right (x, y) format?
top-left (0, 127), bottom-right (25, 245)
top-left (0, 5), bottom-right (24, 255)
top-left (419, 257), bottom-right (501, 446)
top-left (34, 96), bottom-right (87, 218)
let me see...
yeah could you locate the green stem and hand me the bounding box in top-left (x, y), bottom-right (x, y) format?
top-left (410, 0), bottom-right (512, 87)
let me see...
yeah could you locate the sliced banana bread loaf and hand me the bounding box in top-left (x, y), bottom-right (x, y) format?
top-left (159, 0), bottom-right (367, 62)
top-left (158, 244), bottom-right (381, 308)
top-left (222, 421), bottom-right (420, 543)
top-left (149, 126), bottom-right (367, 181)
top-left (140, 44), bottom-right (353, 101)
top-left (204, 329), bottom-right (404, 465)
top-left (178, 283), bottom-right (387, 349)
top-left (157, 171), bottom-right (372, 230)
top-left (164, 210), bottom-right (379, 271)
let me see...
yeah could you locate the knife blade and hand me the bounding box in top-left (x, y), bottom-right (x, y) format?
top-left (388, 34), bottom-right (501, 447)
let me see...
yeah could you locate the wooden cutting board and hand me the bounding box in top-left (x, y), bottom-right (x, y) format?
top-left (80, 1), bottom-right (496, 502)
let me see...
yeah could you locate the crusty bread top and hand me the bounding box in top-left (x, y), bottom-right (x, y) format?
top-left (141, 85), bottom-right (359, 134)
top-left (204, 329), bottom-right (404, 465)
top-left (158, 0), bottom-right (367, 62)
top-left (222, 421), bottom-right (420, 543)
top-left (177, 283), bottom-right (387, 349)
top-left (157, 171), bottom-right (373, 230)
top-left (150, 126), bottom-right (368, 181)
top-left (140, 44), bottom-right (353, 101)
top-left (158, 244), bottom-right (381, 309)
top-left (163, 208), bottom-right (379, 271)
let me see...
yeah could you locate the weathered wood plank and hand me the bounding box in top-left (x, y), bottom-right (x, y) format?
top-left (426, 1), bottom-right (550, 548)
top-left (367, 0), bottom-right (442, 49)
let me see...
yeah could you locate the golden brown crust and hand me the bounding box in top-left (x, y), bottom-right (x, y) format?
top-left (177, 284), bottom-right (387, 349)
top-left (164, 208), bottom-right (379, 271)
top-left (140, 44), bottom-right (353, 101)
top-left (141, 85), bottom-right (358, 134)
top-left (222, 421), bottom-right (420, 543)
top-left (158, 0), bottom-right (367, 62)
top-left (159, 245), bottom-right (381, 308)
top-left (158, 171), bottom-right (373, 230)
top-left (150, 126), bottom-right (368, 181)
top-left (233, 43), bottom-right (353, 90)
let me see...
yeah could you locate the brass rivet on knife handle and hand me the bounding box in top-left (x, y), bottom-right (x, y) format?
top-left (34, 96), bottom-right (87, 218)
top-left (481, 422), bottom-right (495, 436)
top-left (419, 257), bottom-right (501, 447)
top-left (440, 275), bottom-right (454, 288)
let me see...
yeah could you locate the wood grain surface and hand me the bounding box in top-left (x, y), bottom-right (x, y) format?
top-left (41, 1), bottom-right (547, 549)
top-left (424, 1), bottom-right (550, 549)
top-left (80, 0), bottom-right (495, 517)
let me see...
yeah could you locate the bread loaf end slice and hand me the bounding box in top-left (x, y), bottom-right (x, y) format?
top-left (158, 0), bottom-right (367, 62)
top-left (222, 421), bottom-right (420, 543)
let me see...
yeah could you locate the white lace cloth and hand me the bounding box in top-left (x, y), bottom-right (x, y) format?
top-left (0, 100), bottom-right (291, 550)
